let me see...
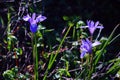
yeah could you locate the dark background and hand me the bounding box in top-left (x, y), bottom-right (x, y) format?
top-left (0, 0), bottom-right (120, 34)
top-left (43, 0), bottom-right (120, 35)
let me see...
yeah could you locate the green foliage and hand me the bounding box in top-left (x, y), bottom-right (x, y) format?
top-left (0, 16), bottom-right (4, 28)
top-left (7, 33), bottom-right (17, 51)
top-left (3, 66), bottom-right (30, 80)
top-left (0, 1), bottom-right (120, 80)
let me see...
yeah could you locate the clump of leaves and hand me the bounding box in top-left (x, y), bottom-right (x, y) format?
top-left (2, 66), bottom-right (31, 80)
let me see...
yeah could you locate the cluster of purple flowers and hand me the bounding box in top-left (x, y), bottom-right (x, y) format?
top-left (23, 14), bottom-right (103, 58)
top-left (80, 20), bottom-right (103, 58)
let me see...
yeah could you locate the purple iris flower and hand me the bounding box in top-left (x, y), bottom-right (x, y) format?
top-left (80, 39), bottom-right (101, 58)
top-left (87, 20), bottom-right (104, 35)
top-left (81, 20), bottom-right (104, 35)
top-left (23, 13), bottom-right (46, 33)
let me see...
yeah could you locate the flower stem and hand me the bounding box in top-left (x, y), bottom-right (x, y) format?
top-left (90, 36), bottom-right (93, 68)
top-left (32, 33), bottom-right (39, 80)
top-left (14, 52), bottom-right (18, 67)
top-left (88, 36), bottom-right (93, 79)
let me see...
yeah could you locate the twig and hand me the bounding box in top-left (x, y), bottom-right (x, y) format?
top-left (69, 67), bottom-right (82, 73)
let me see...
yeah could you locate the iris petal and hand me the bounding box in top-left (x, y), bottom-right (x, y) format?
top-left (95, 21), bottom-right (99, 28)
top-left (80, 51), bottom-right (87, 58)
top-left (30, 24), bottom-right (38, 33)
top-left (32, 13), bottom-right (36, 20)
top-left (92, 41), bottom-right (101, 47)
top-left (23, 14), bottom-right (31, 21)
top-left (80, 39), bottom-right (93, 58)
top-left (90, 21), bottom-right (94, 28)
top-left (36, 15), bottom-right (47, 23)
top-left (97, 26), bottom-right (104, 29)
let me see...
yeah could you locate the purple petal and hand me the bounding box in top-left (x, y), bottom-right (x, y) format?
top-left (29, 19), bottom-right (37, 25)
top-left (23, 14), bottom-right (31, 21)
top-left (87, 20), bottom-right (91, 27)
top-left (87, 21), bottom-right (96, 35)
top-left (90, 21), bottom-right (94, 28)
top-left (92, 41), bottom-right (101, 47)
top-left (80, 51), bottom-right (86, 58)
top-left (32, 13), bottom-right (36, 20)
top-left (86, 39), bottom-right (92, 47)
top-left (97, 26), bottom-right (104, 29)
top-left (80, 45), bottom-right (87, 52)
top-left (89, 27), bottom-right (95, 35)
top-left (95, 21), bottom-right (99, 28)
top-left (85, 39), bottom-right (92, 53)
top-left (30, 24), bottom-right (38, 33)
top-left (81, 39), bottom-right (92, 54)
top-left (80, 26), bottom-right (88, 28)
top-left (87, 20), bottom-right (90, 27)
top-left (86, 38), bottom-right (92, 44)
top-left (36, 15), bottom-right (46, 23)
top-left (81, 39), bottom-right (86, 46)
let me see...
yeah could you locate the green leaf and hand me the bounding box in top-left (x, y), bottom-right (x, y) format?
top-left (63, 16), bottom-right (69, 21)
top-left (68, 21), bottom-right (74, 27)
top-left (94, 49), bottom-right (106, 65)
top-left (38, 25), bottom-right (46, 30)
top-left (116, 69), bottom-right (120, 78)
top-left (66, 71), bottom-right (71, 77)
top-left (45, 29), bottom-right (54, 32)
top-left (107, 61), bottom-right (120, 74)
top-left (36, 31), bottom-right (43, 38)
top-left (0, 16), bottom-right (4, 28)
top-left (76, 20), bottom-right (85, 29)
top-left (56, 37), bottom-right (61, 42)
top-left (7, 12), bottom-right (11, 21)
top-left (80, 32), bottom-right (88, 38)
top-left (3, 70), bottom-right (14, 80)
top-left (13, 48), bottom-right (23, 55)
top-left (72, 41), bottom-right (79, 46)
